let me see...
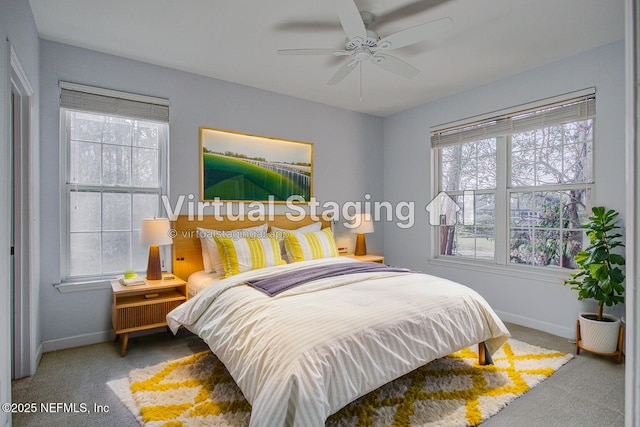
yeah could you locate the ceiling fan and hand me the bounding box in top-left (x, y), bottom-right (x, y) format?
top-left (277, 0), bottom-right (453, 85)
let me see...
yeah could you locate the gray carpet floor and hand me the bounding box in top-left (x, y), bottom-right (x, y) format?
top-left (11, 322), bottom-right (625, 426)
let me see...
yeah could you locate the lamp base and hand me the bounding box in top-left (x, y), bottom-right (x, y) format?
top-left (354, 233), bottom-right (367, 256)
top-left (146, 245), bottom-right (162, 280)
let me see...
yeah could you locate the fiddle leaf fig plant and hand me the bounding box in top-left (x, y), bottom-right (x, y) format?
top-left (565, 206), bottom-right (625, 321)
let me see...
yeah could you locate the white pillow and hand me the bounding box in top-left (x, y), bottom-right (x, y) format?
top-left (197, 223), bottom-right (268, 276)
top-left (271, 222), bottom-right (322, 263)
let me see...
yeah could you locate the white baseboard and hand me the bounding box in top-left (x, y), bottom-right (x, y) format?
top-left (496, 310), bottom-right (574, 339)
top-left (42, 330), bottom-right (114, 353)
top-left (41, 328), bottom-right (166, 353)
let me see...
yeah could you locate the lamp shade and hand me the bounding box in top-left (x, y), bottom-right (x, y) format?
top-left (350, 214), bottom-right (374, 234)
top-left (140, 218), bottom-right (173, 246)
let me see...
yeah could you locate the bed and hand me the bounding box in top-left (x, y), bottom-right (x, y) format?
top-left (167, 215), bottom-right (510, 427)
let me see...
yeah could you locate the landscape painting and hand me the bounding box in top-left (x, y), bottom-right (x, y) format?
top-left (200, 128), bottom-right (313, 202)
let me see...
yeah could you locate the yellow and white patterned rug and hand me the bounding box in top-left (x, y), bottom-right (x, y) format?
top-left (108, 338), bottom-right (572, 426)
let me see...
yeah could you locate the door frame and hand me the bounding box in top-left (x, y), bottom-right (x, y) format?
top-left (625, 1), bottom-right (640, 425)
top-left (10, 45), bottom-right (39, 379)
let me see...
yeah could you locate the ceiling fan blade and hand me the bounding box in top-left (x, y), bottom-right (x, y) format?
top-left (378, 17), bottom-right (453, 50)
top-left (277, 48), bottom-right (342, 55)
top-left (377, 0), bottom-right (449, 24)
top-left (327, 61), bottom-right (357, 85)
top-left (273, 21), bottom-right (341, 32)
top-left (336, 0), bottom-right (366, 40)
top-left (372, 54), bottom-right (420, 78)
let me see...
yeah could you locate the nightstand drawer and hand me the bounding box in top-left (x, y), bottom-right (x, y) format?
top-left (114, 298), bottom-right (183, 332)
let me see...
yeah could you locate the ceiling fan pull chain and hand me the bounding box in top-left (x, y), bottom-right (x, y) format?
top-left (359, 62), bottom-right (363, 102)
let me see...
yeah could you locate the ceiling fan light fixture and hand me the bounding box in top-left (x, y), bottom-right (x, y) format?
top-left (353, 47), bottom-right (373, 62)
top-left (345, 30), bottom-right (379, 51)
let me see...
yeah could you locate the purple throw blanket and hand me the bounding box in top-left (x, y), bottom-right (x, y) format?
top-left (246, 261), bottom-right (412, 297)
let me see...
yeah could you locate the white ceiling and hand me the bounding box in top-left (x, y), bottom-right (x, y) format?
top-left (28, 0), bottom-right (624, 117)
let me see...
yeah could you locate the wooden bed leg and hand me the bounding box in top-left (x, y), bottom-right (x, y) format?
top-left (478, 342), bottom-right (486, 365)
top-left (575, 319), bottom-right (581, 355)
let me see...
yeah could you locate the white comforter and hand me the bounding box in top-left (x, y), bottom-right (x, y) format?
top-left (167, 257), bottom-right (510, 427)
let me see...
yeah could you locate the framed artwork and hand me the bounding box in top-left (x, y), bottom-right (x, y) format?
top-left (200, 127), bottom-right (313, 202)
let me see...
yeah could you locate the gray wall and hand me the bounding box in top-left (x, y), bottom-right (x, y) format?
top-left (39, 40), bottom-right (384, 347)
top-left (382, 41), bottom-right (626, 338)
top-left (37, 28), bottom-right (626, 347)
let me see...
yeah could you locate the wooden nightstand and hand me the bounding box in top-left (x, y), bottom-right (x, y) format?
top-left (111, 274), bottom-right (187, 357)
top-left (342, 253), bottom-right (385, 263)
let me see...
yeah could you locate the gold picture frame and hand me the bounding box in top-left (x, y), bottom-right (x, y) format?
top-left (200, 127), bottom-right (313, 202)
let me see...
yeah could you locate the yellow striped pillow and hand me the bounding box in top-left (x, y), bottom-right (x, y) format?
top-left (214, 235), bottom-right (286, 277)
top-left (284, 228), bottom-right (339, 262)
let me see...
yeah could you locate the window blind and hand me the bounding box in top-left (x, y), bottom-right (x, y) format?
top-left (431, 89), bottom-right (595, 148)
top-left (59, 81), bottom-right (169, 122)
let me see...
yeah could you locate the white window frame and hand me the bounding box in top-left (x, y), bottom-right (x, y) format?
top-left (430, 89), bottom-right (595, 281)
top-left (58, 83), bottom-right (170, 283)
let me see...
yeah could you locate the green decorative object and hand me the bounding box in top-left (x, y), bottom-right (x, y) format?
top-left (200, 127), bottom-right (313, 202)
top-left (565, 206), bottom-right (625, 320)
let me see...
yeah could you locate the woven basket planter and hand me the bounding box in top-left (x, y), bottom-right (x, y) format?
top-left (578, 313), bottom-right (621, 354)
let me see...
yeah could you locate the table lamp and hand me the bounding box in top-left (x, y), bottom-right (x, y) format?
top-left (140, 218), bottom-right (173, 280)
top-left (350, 214), bottom-right (374, 256)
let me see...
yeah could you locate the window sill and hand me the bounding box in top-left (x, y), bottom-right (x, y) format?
top-left (428, 256), bottom-right (575, 284)
top-left (53, 278), bottom-right (114, 293)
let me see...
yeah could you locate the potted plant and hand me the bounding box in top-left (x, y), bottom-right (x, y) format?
top-left (565, 206), bottom-right (625, 355)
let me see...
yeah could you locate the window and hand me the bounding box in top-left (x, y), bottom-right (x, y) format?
top-left (60, 83), bottom-right (169, 280)
top-left (432, 89), bottom-right (594, 270)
